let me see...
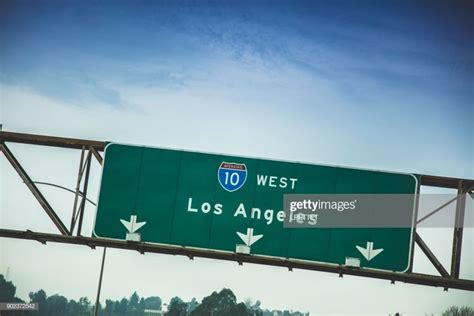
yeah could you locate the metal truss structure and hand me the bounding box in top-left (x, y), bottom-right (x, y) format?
top-left (0, 131), bottom-right (473, 291)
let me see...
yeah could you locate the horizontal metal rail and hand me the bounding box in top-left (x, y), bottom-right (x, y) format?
top-left (418, 174), bottom-right (474, 189)
top-left (1, 131), bottom-right (473, 189)
top-left (1, 228), bottom-right (473, 291)
top-left (0, 131), bottom-right (105, 151)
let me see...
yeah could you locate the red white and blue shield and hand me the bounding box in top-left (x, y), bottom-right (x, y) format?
top-left (217, 162), bottom-right (247, 192)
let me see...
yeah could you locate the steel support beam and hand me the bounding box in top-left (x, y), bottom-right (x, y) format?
top-left (70, 147), bottom-right (86, 233)
top-left (415, 233), bottom-right (450, 277)
top-left (0, 228), bottom-right (472, 291)
top-left (418, 174), bottom-right (474, 190)
top-left (0, 144), bottom-right (70, 235)
top-left (451, 181), bottom-right (467, 278)
top-left (0, 131), bottom-right (105, 151)
top-left (77, 151), bottom-right (92, 236)
top-left (89, 146), bottom-right (103, 164)
top-left (0, 130), bottom-right (472, 190)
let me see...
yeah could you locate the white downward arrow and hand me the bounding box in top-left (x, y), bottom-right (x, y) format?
top-left (120, 215), bottom-right (146, 233)
top-left (356, 241), bottom-right (384, 261)
top-left (237, 228), bottom-right (263, 247)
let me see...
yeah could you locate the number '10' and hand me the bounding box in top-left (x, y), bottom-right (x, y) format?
top-left (224, 171), bottom-right (240, 185)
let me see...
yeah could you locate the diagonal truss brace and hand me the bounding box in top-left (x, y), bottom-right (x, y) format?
top-left (416, 195), bottom-right (458, 224)
top-left (415, 232), bottom-right (449, 277)
top-left (0, 143), bottom-right (70, 235)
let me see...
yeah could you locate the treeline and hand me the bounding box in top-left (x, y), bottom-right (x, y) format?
top-left (0, 275), bottom-right (307, 316)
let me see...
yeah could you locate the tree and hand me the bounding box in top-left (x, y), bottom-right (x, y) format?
top-left (187, 297), bottom-right (199, 314)
top-left (1, 275), bottom-right (312, 316)
top-left (246, 299), bottom-right (262, 315)
top-left (127, 292), bottom-right (141, 316)
top-left (139, 297), bottom-right (146, 313)
top-left (442, 306), bottom-right (474, 316)
top-left (104, 299), bottom-right (114, 316)
top-left (29, 289), bottom-right (47, 316)
top-left (191, 288), bottom-right (250, 316)
top-left (118, 297), bottom-right (129, 315)
top-left (232, 303), bottom-right (251, 316)
top-left (0, 274), bottom-right (25, 315)
top-left (144, 296), bottom-right (162, 310)
top-left (45, 294), bottom-right (68, 316)
top-left (78, 297), bottom-right (90, 308)
top-left (167, 297), bottom-right (187, 316)
top-left (0, 274), bottom-right (21, 302)
top-left (67, 298), bottom-right (90, 316)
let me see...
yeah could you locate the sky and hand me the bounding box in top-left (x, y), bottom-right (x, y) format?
top-left (0, 0), bottom-right (473, 315)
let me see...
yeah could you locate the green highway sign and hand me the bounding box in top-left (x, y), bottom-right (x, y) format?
top-left (93, 143), bottom-right (418, 272)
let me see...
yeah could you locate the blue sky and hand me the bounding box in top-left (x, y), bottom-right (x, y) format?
top-left (1, 0), bottom-right (472, 179)
top-left (1, 1), bottom-right (472, 112)
top-left (2, 0), bottom-right (472, 108)
top-left (1, 1), bottom-right (473, 314)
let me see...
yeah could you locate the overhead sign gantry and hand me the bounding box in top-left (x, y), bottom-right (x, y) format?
top-left (0, 131), bottom-right (472, 290)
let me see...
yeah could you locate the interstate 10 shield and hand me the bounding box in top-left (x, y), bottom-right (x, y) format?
top-left (217, 162), bottom-right (247, 192)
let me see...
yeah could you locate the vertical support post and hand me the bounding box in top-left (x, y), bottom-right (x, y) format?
top-left (451, 181), bottom-right (466, 278)
top-left (77, 151), bottom-right (92, 236)
top-left (94, 247), bottom-right (107, 316)
top-left (70, 146), bottom-right (86, 233)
